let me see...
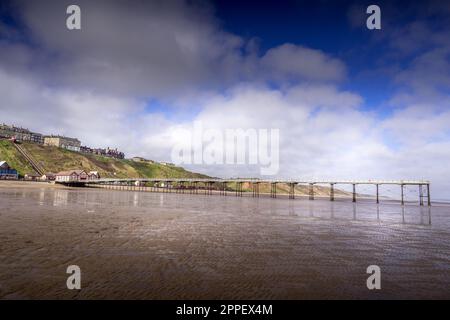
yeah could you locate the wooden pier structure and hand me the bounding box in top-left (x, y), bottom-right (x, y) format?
top-left (66, 178), bottom-right (432, 206)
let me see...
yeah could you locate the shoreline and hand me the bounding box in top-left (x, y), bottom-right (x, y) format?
top-left (0, 179), bottom-right (436, 205)
top-left (0, 181), bottom-right (448, 299)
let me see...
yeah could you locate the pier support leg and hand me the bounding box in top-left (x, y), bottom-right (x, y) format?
top-left (376, 184), bottom-right (379, 204)
top-left (427, 184), bottom-right (431, 206)
top-left (235, 182), bottom-right (242, 197)
top-left (271, 183), bottom-right (277, 198)
top-left (309, 183), bottom-right (314, 200)
top-left (235, 182), bottom-right (243, 197)
top-left (289, 183), bottom-right (295, 199)
top-left (352, 184), bottom-right (356, 202)
top-left (330, 183), bottom-right (334, 201)
top-left (253, 183), bottom-right (260, 198)
top-left (401, 184), bottom-right (404, 205)
top-left (419, 185), bottom-right (423, 206)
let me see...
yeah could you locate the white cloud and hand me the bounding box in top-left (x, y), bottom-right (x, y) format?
top-left (261, 44), bottom-right (347, 83)
top-left (0, 0), bottom-right (348, 100)
top-left (1, 0), bottom-right (450, 200)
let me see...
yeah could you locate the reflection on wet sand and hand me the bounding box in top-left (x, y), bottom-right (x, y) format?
top-left (0, 185), bottom-right (448, 299)
top-left (43, 188), bottom-right (434, 226)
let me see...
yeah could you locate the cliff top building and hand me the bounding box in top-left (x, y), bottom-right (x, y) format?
top-left (0, 123), bottom-right (44, 144)
top-left (44, 135), bottom-right (81, 152)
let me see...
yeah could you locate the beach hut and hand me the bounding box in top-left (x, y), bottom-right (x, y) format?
top-left (0, 161), bottom-right (18, 180)
top-left (88, 171), bottom-right (100, 180)
top-left (41, 173), bottom-right (56, 181)
top-left (24, 173), bottom-right (41, 181)
top-left (55, 170), bottom-right (88, 182)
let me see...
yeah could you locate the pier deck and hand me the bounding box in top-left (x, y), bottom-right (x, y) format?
top-left (59, 178), bottom-right (431, 206)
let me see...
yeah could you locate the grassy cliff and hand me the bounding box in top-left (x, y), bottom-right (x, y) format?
top-left (0, 140), bottom-right (351, 197)
top-left (0, 140), bottom-right (208, 179)
top-left (0, 140), bottom-right (35, 174)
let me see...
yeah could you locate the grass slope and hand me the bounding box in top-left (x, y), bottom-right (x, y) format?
top-left (0, 140), bottom-right (350, 196)
top-left (0, 140), bottom-right (35, 174)
top-left (0, 140), bottom-right (209, 179)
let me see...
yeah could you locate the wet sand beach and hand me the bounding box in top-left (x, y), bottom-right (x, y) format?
top-left (0, 181), bottom-right (449, 299)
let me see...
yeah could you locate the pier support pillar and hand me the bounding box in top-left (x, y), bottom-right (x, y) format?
top-left (271, 183), bottom-right (277, 198)
top-left (330, 183), bottom-right (335, 201)
top-left (309, 183), bottom-right (314, 200)
top-left (401, 184), bottom-right (404, 205)
top-left (289, 183), bottom-right (295, 199)
top-left (419, 185), bottom-right (423, 206)
top-left (252, 183), bottom-right (259, 197)
top-left (235, 182), bottom-right (243, 197)
top-left (376, 184), bottom-right (379, 204)
top-left (352, 184), bottom-right (356, 202)
top-left (427, 184), bottom-right (431, 206)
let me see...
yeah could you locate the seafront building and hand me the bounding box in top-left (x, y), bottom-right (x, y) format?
top-left (0, 161), bottom-right (18, 180)
top-left (24, 173), bottom-right (41, 181)
top-left (41, 173), bottom-right (56, 181)
top-left (55, 170), bottom-right (88, 182)
top-left (55, 170), bottom-right (100, 182)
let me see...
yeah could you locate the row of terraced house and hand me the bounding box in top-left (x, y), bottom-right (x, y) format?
top-left (0, 123), bottom-right (125, 159)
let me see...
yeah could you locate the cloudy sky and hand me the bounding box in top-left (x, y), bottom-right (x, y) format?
top-left (1, 0), bottom-right (450, 199)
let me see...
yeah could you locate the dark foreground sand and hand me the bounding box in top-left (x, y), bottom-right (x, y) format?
top-left (0, 181), bottom-right (449, 299)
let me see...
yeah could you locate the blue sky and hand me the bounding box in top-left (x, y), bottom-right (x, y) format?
top-left (212, 0), bottom-right (448, 111)
top-left (1, 0), bottom-right (450, 198)
top-left (212, 0), bottom-right (389, 106)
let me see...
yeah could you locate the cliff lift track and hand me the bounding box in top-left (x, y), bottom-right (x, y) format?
top-left (12, 142), bottom-right (45, 176)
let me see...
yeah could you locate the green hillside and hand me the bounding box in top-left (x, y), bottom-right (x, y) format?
top-left (0, 140), bottom-right (351, 197)
top-left (0, 140), bottom-right (209, 179)
top-left (0, 140), bottom-right (35, 174)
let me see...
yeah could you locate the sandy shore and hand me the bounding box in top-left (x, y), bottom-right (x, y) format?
top-left (0, 180), bottom-right (66, 189)
top-left (0, 183), bottom-right (449, 299)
